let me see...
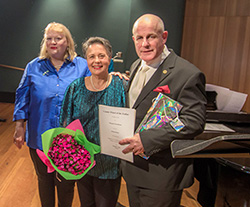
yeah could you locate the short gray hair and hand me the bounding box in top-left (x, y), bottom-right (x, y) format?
top-left (82, 37), bottom-right (112, 58)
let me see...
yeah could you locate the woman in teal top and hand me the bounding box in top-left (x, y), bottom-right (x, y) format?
top-left (60, 37), bottom-right (127, 207)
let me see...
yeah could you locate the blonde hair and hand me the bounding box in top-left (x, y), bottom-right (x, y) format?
top-left (39, 22), bottom-right (77, 61)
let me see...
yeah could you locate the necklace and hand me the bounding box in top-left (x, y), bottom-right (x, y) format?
top-left (90, 75), bottom-right (110, 91)
top-left (50, 58), bottom-right (63, 69)
top-left (54, 64), bottom-right (62, 68)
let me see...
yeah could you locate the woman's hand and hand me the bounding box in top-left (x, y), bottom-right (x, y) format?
top-left (13, 120), bottom-right (25, 149)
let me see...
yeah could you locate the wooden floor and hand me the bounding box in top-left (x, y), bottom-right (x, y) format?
top-left (0, 102), bottom-right (201, 207)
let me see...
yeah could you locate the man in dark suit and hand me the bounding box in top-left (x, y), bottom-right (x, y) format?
top-left (119, 14), bottom-right (207, 206)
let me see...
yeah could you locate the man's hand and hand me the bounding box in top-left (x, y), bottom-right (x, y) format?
top-left (110, 72), bottom-right (129, 80)
top-left (119, 133), bottom-right (144, 155)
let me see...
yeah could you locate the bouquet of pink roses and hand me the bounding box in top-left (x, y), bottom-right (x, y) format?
top-left (48, 133), bottom-right (91, 175)
top-left (40, 119), bottom-right (100, 180)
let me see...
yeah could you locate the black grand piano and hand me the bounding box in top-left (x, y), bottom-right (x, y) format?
top-left (171, 109), bottom-right (250, 207)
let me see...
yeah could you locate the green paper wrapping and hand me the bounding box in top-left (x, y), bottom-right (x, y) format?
top-left (41, 127), bottom-right (100, 180)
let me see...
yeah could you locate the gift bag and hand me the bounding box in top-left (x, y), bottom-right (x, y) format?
top-left (136, 93), bottom-right (184, 133)
top-left (136, 93), bottom-right (184, 159)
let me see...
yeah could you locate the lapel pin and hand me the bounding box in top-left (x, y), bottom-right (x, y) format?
top-left (163, 70), bottom-right (167, 74)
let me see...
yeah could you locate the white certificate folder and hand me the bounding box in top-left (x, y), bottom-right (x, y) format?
top-left (99, 105), bottom-right (135, 162)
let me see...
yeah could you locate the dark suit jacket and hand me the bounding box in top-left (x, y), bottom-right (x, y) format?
top-left (121, 49), bottom-right (207, 191)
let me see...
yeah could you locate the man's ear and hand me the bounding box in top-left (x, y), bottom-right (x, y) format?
top-left (162, 31), bottom-right (168, 43)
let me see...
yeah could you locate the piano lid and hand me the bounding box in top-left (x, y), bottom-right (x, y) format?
top-left (206, 110), bottom-right (250, 124)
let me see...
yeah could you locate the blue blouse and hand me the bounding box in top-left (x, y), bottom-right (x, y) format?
top-left (60, 75), bottom-right (127, 179)
top-left (13, 56), bottom-right (91, 150)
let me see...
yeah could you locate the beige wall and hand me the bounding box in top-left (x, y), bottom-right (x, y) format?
top-left (181, 0), bottom-right (250, 112)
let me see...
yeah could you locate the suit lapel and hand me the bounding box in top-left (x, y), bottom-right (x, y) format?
top-left (133, 51), bottom-right (177, 108)
top-left (126, 60), bottom-right (141, 107)
top-left (127, 59), bottom-right (141, 93)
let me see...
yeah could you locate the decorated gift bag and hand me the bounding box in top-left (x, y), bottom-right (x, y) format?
top-left (136, 92), bottom-right (184, 159)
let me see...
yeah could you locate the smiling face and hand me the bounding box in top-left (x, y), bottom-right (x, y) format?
top-left (45, 30), bottom-right (68, 60)
top-left (86, 43), bottom-right (111, 76)
top-left (132, 15), bottom-right (168, 65)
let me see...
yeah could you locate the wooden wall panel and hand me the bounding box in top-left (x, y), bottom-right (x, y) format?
top-left (227, 0), bottom-right (250, 16)
top-left (209, 0), bottom-right (227, 16)
top-left (181, 0), bottom-right (250, 112)
top-left (219, 17), bottom-right (250, 89)
top-left (184, 0), bottom-right (227, 17)
top-left (181, 17), bottom-right (225, 84)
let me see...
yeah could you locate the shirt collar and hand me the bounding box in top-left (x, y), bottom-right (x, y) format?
top-left (38, 56), bottom-right (75, 65)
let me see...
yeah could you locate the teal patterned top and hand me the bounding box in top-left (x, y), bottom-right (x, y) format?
top-left (60, 75), bottom-right (127, 179)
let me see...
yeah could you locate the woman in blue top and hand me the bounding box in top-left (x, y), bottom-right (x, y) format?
top-left (13, 22), bottom-right (91, 207)
top-left (60, 37), bottom-right (127, 207)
